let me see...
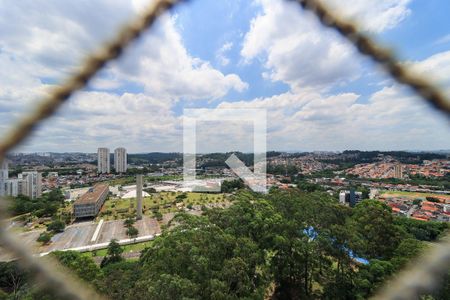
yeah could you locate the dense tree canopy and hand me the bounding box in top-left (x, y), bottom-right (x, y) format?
top-left (1, 189), bottom-right (448, 299)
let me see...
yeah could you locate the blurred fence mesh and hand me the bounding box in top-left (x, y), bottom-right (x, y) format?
top-left (0, 0), bottom-right (448, 299)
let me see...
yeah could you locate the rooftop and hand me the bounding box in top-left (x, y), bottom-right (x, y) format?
top-left (74, 183), bottom-right (108, 205)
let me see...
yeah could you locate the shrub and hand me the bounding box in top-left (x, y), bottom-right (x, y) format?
top-left (126, 226), bottom-right (139, 238)
top-left (154, 211), bottom-right (163, 221)
top-left (47, 220), bottom-right (65, 233)
top-left (37, 232), bottom-right (52, 244)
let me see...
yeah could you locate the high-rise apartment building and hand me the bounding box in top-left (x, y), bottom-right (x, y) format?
top-left (97, 148), bottom-right (110, 174)
top-left (1, 163), bottom-right (42, 199)
top-left (114, 147), bottom-right (127, 173)
top-left (21, 171), bottom-right (42, 199)
top-left (3, 178), bottom-right (28, 197)
top-left (0, 160), bottom-right (8, 197)
top-left (394, 164), bottom-right (403, 179)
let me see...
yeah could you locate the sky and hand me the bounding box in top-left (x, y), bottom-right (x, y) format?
top-left (1, 0), bottom-right (450, 153)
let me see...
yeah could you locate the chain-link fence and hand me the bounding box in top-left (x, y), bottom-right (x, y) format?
top-left (0, 0), bottom-right (449, 299)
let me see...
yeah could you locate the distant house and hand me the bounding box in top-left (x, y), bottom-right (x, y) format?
top-left (73, 184), bottom-right (109, 218)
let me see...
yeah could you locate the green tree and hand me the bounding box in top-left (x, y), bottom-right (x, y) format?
top-left (154, 211), bottom-right (163, 221)
top-left (391, 238), bottom-right (425, 270)
top-left (296, 180), bottom-right (323, 192)
top-left (221, 179), bottom-right (245, 193)
top-left (395, 218), bottom-right (448, 241)
top-left (123, 217), bottom-right (135, 227)
top-left (101, 239), bottom-right (124, 267)
top-left (46, 188), bottom-right (65, 203)
top-left (37, 232), bottom-right (52, 245)
top-left (135, 274), bottom-right (198, 300)
top-left (175, 193), bottom-right (187, 202)
top-left (5, 189), bottom-right (443, 300)
top-left (349, 200), bottom-right (404, 259)
top-left (126, 226), bottom-right (139, 238)
top-left (0, 262), bottom-right (28, 299)
top-left (52, 251), bottom-right (101, 283)
top-left (47, 219), bottom-right (65, 233)
top-left (99, 261), bottom-right (142, 299)
top-left (354, 259), bottom-right (394, 297)
top-left (138, 213), bottom-right (267, 299)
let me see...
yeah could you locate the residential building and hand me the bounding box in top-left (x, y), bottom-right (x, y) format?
top-left (1, 168), bottom-right (42, 199)
top-left (0, 160), bottom-right (8, 197)
top-left (21, 171), bottom-right (42, 199)
top-left (339, 190), bottom-right (363, 207)
top-left (394, 164), bottom-right (403, 179)
top-left (114, 147), bottom-right (127, 173)
top-left (97, 148), bottom-right (110, 174)
top-left (3, 178), bottom-right (27, 197)
top-left (73, 183), bottom-right (109, 218)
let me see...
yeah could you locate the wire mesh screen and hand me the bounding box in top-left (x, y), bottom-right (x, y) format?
top-left (0, 0), bottom-right (449, 299)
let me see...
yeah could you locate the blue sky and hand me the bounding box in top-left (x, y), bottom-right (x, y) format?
top-left (0, 0), bottom-right (450, 153)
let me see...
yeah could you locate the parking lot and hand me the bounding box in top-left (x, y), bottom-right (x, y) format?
top-left (43, 221), bottom-right (97, 252)
top-left (0, 208), bottom-right (213, 260)
top-left (0, 216), bottom-right (162, 260)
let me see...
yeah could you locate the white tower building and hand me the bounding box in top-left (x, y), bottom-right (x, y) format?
top-left (0, 160), bottom-right (9, 197)
top-left (20, 171), bottom-right (42, 199)
top-left (97, 148), bottom-right (110, 174)
top-left (114, 147), bottom-right (127, 173)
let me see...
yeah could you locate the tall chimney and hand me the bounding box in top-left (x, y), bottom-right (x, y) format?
top-left (136, 174), bottom-right (143, 220)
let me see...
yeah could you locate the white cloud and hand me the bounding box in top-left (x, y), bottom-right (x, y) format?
top-left (111, 16), bottom-right (247, 100)
top-left (217, 84), bottom-right (450, 151)
top-left (406, 50), bottom-right (450, 94)
top-left (241, 0), bottom-right (359, 91)
top-left (0, 0), bottom-right (448, 153)
top-left (216, 42), bottom-right (233, 66)
top-left (241, 0), bottom-right (412, 91)
top-left (322, 0), bottom-right (412, 33)
top-left (226, 0), bottom-right (450, 151)
top-left (0, 0), bottom-right (136, 79)
top-left (0, 0), bottom-right (248, 152)
top-left (23, 91), bottom-right (182, 152)
top-left (219, 44), bottom-right (450, 151)
top-left (0, 1), bottom-right (247, 102)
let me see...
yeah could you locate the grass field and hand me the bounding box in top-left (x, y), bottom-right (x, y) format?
top-left (98, 192), bottom-right (227, 221)
top-left (380, 190), bottom-right (450, 201)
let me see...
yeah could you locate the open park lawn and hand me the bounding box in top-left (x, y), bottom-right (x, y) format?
top-left (380, 190), bottom-right (450, 202)
top-left (98, 192), bottom-right (227, 221)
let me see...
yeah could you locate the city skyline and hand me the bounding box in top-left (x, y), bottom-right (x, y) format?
top-left (1, 0), bottom-right (450, 153)
top-left (6, 148), bottom-right (450, 155)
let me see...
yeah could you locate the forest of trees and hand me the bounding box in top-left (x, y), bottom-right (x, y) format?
top-left (0, 190), bottom-right (448, 299)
